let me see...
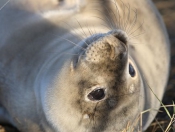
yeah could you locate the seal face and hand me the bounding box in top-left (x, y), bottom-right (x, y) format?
top-left (0, 0), bottom-right (170, 132)
top-left (45, 30), bottom-right (143, 132)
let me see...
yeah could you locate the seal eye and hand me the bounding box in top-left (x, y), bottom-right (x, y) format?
top-left (88, 88), bottom-right (105, 101)
top-left (129, 63), bottom-right (135, 77)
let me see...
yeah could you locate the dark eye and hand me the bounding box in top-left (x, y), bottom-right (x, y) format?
top-left (88, 88), bottom-right (105, 101)
top-left (129, 63), bottom-right (135, 77)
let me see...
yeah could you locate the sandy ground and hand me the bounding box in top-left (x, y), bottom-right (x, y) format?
top-left (0, 0), bottom-right (175, 132)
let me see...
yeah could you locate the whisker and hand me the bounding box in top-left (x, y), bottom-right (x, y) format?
top-left (122, 2), bottom-right (131, 31)
top-left (102, 2), bottom-right (116, 29)
top-left (125, 3), bottom-right (131, 34)
top-left (57, 36), bottom-right (86, 51)
top-left (110, 0), bottom-right (131, 31)
top-left (36, 26), bottom-right (86, 51)
top-left (112, 0), bottom-right (122, 30)
top-left (85, 20), bottom-right (93, 36)
top-left (75, 18), bottom-right (88, 38)
top-left (61, 21), bottom-right (89, 47)
top-left (126, 9), bottom-right (138, 34)
top-left (62, 53), bottom-right (85, 56)
top-left (128, 32), bottom-right (145, 40)
top-left (128, 20), bottom-right (144, 37)
top-left (92, 25), bottom-right (97, 35)
top-left (90, 16), bottom-right (112, 30)
top-left (0, 0), bottom-right (10, 10)
top-left (119, 0), bottom-right (126, 30)
top-left (90, 2), bottom-right (115, 28)
top-left (84, 20), bottom-right (94, 45)
top-left (92, 8), bottom-right (113, 30)
top-left (104, 1), bottom-right (119, 29)
top-left (90, 26), bottom-right (97, 44)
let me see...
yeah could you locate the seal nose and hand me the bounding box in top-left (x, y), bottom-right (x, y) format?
top-left (85, 30), bottom-right (127, 63)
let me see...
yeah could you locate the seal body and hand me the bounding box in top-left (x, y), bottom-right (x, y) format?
top-left (0, 0), bottom-right (170, 132)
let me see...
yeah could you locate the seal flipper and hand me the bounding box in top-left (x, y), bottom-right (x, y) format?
top-left (42, 0), bottom-right (87, 18)
top-left (58, 0), bottom-right (86, 10)
top-left (2, 0), bottom-right (86, 13)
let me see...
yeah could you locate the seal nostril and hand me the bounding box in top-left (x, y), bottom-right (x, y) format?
top-left (112, 30), bottom-right (127, 44)
top-left (119, 53), bottom-right (125, 60)
top-left (117, 35), bottom-right (127, 44)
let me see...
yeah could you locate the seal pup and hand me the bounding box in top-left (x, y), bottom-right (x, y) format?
top-left (0, 0), bottom-right (170, 131)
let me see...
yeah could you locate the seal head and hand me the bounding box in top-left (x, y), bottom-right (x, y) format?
top-left (44, 30), bottom-right (144, 132)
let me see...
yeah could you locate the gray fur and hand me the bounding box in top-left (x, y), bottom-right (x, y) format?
top-left (0, 0), bottom-right (170, 132)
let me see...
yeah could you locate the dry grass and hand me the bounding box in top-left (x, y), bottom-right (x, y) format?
top-left (121, 105), bottom-right (175, 132)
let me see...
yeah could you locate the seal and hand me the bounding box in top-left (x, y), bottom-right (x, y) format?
top-left (0, 0), bottom-right (170, 132)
